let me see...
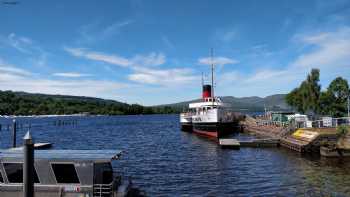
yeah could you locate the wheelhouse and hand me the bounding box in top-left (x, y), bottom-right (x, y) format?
top-left (0, 149), bottom-right (130, 197)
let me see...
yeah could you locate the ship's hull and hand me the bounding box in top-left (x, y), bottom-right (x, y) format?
top-left (180, 123), bottom-right (193, 132)
top-left (180, 113), bottom-right (193, 132)
top-left (192, 122), bottom-right (236, 138)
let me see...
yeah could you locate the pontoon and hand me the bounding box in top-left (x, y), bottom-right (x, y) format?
top-left (0, 149), bottom-right (132, 197)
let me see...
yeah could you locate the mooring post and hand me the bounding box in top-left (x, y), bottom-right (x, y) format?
top-left (12, 119), bottom-right (17, 148)
top-left (23, 131), bottom-right (34, 197)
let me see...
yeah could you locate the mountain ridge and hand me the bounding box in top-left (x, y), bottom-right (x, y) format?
top-left (155, 94), bottom-right (290, 112)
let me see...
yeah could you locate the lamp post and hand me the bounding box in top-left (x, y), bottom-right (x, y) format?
top-left (23, 131), bottom-right (34, 197)
top-left (12, 119), bottom-right (17, 148)
top-left (347, 95), bottom-right (349, 118)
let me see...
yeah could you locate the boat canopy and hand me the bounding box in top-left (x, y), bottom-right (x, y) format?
top-left (0, 149), bottom-right (122, 162)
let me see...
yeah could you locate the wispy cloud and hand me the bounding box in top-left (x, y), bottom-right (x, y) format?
top-left (101, 19), bottom-right (134, 38)
top-left (0, 33), bottom-right (50, 68)
top-left (131, 52), bottom-right (165, 66)
top-left (64, 47), bottom-right (198, 86)
top-left (0, 33), bottom-right (33, 54)
top-left (65, 47), bottom-right (166, 68)
top-left (0, 59), bottom-right (32, 76)
top-left (214, 28), bottom-right (238, 43)
top-left (64, 47), bottom-right (132, 67)
top-left (0, 62), bottom-right (127, 100)
top-left (161, 35), bottom-right (175, 50)
top-left (198, 56), bottom-right (239, 66)
top-left (77, 19), bottom-right (135, 44)
top-left (52, 72), bottom-right (93, 78)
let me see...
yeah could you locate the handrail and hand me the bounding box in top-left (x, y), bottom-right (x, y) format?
top-left (93, 183), bottom-right (113, 197)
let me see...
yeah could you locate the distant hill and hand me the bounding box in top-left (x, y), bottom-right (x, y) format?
top-left (156, 94), bottom-right (291, 112)
top-left (0, 90), bottom-right (290, 115)
top-left (0, 90), bottom-right (176, 115)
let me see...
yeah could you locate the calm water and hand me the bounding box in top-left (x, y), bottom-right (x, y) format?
top-left (0, 115), bottom-right (350, 196)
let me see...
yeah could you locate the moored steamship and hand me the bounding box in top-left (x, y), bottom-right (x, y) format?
top-left (179, 52), bottom-right (238, 139)
top-left (180, 84), bottom-right (237, 138)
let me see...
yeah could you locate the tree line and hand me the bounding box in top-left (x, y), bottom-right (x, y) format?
top-left (285, 69), bottom-right (350, 117)
top-left (0, 91), bottom-right (179, 115)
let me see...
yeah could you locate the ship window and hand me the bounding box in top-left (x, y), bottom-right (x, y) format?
top-left (3, 163), bottom-right (40, 183)
top-left (52, 163), bottom-right (80, 184)
top-left (94, 163), bottom-right (113, 184)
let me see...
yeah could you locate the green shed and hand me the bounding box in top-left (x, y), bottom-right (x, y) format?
top-left (271, 111), bottom-right (294, 123)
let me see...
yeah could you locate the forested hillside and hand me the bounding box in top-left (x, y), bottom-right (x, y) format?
top-left (0, 91), bottom-right (176, 115)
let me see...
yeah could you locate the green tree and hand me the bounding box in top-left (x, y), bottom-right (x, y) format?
top-left (320, 77), bottom-right (349, 117)
top-left (285, 68), bottom-right (321, 114)
top-left (306, 69), bottom-right (321, 113)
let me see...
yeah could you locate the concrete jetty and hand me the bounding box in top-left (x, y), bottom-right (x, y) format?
top-left (9, 142), bottom-right (52, 151)
top-left (219, 139), bottom-right (240, 149)
top-left (219, 138), bottom-right (279, 149)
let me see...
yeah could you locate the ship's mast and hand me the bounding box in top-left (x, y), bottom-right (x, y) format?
top-left (201, 72), bottom-right (204, 87)
top-left (211, 48), bottom-right (214, 98)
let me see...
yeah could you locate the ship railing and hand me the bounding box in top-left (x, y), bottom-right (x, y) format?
top-left (93, 183), bottom-right (113, 197)
top-left (181, 112), bottom-right (193, 116)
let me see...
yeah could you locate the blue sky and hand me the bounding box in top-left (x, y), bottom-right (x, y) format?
top-left (0, 0), bottom-right (350, 105)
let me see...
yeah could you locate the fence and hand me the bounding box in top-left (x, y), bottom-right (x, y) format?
top-left (313, 117), bottom-right (350, 128)
top-left (255, 117), bottom-right (350, 129)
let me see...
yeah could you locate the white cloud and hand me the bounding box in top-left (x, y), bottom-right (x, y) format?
top-left (198, 56), bottom-right (239, 66)
top-left (128, 67), bottom-right (198, 86)
top-left (292, 27), bottom-right (350, 68)
top-left (217, 27), bottom-right (350, 97)
top-left (52, 72), bottom-right (93, 78)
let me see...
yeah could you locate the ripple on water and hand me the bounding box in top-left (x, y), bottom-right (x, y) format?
top-left (1, 115), bottom-right (350, 196)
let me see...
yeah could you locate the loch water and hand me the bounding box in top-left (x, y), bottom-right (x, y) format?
top-left (0, 114), bottom-right (349, 196)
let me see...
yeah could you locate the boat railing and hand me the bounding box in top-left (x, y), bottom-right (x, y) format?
top-left (181, 112), bottom-right (193, 116)
top-left (93, 174), bottom-right (122, 197)
top-left (312, 117), bottom-right (350, 128)
top-left (93, 183), bottom-right (113, 197)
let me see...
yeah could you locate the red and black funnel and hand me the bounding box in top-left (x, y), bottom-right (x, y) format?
top-left (202, 85), bottom-right (212, 98)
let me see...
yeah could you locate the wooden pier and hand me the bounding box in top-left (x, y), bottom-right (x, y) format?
top-left (280, 128), bottom-right (339, 153)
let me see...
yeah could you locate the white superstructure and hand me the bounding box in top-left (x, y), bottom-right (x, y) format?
top-left (190, 97), bottom-right (235, 124)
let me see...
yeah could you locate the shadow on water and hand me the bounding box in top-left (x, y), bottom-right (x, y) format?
top-left (0, 115), bottom-right (349, 196)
